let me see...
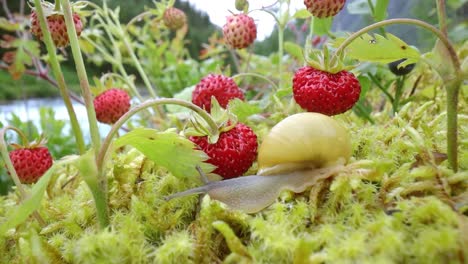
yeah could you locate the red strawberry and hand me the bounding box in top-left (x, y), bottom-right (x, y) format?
top-left (304, 0), bottom-right (346, 18)
top-left (223, 14), bottom-right (257, 49)
top-left (192, 74), bottom-right (244, 112)
top-left (292, 66), bottom-right (361, 116)
top-left (30, 11), bottom-right (83, 48)
top-left (9, 146), bottom-right (53, 184)
top-left (190, 123), bottom-right (258, 179)
top-left (94, 88), bottom-right (131, 124)
top-left (163, 7), bottom-right (187, 31)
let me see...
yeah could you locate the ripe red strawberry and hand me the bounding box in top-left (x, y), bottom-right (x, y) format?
top-left (163, 7), bottom-right (187, 31)
top-left (30, 11), bottom-right (83, 48)
top-left (93, 88), bottom-right (131, 124)
top-left (304, 0), bottom-right (346, 18)
top-left (192, 74), bottom-right (244, 112)
top-left (223, 14), bottom-right (257, 49)
top-left (9, 146), bottom-right (53, 184)
top-left (292, 66), bottom-right (361, 116)
top-left (190, 123), bottom-right (258, 179)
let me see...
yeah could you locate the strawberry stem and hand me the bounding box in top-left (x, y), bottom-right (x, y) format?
top-left (333, 18), bottom-right (462, 171)
top-left (60, 0), bottom-right (101, 154)
top-left (0, 126), bottom-right (46, 227)
top-left (32, 0), bottom-right (86, 155)
top-left (232, 72), bottom-right (279, 91)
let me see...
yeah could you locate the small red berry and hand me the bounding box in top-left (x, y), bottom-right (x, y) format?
top-left (192, 74), bottom-right (244, 112)
top-left (292, 66), bottom-right (361, 116)
top-left (94, 88), bottom-right (131, 124)
top-left (223, 14), bottom-right (257, 49)
top-left (304, 0), bottom-right (346, 18)
top-left (190, 123), bottom-right (258, 179)
top-left (9, 147), bottom-right (53, 184)
top-left (163, 7), bottom-right (187, 31)
top-left (30, 11), bottom-right (83, 48)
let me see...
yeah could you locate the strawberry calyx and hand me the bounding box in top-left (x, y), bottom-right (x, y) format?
top-left (29, 0), bottom-right (87, 17)
top-left (184, 97), bottom-right (237, 144)
top-left (304, 44), bottom-right (354, 74)
top-left (9, 133), bottom-right (48, 150)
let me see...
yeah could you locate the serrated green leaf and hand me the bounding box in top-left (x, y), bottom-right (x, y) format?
top-left (0, 156), bottom-right (78, 235)
top-left (228, 99), bottom-right (261, 123)
top-left (293, 9), bottom-right (312, 19)
top-left (284, 41), bottom-right (304, 63)
top-left (374, 0), bottom-right (389, 21)
top-left (334, 33), bottom-right (420, 64)
top-left (114, 128), bottom-right (214, 177)
top-left (10, 39), bottom-right (40, 79)
top-left (312, 17), bottom-right (333, 35)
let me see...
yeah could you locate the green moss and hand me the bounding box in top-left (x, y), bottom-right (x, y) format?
top-left (0, 88), bottom-right (467, 263)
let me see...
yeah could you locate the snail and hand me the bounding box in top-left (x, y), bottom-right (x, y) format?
top-left (165, 112), bottom-right (352, 213)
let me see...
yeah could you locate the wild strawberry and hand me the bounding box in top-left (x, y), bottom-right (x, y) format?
top-left (223, 14), bottom-right (257, 49)
top-left (93, 88), bottom-right (131, 124)
top-left (163, 7), bottom-right (187, 31)
top-left (190, 123), bottom-right (258, 179)
top-left (192, 74), bottom-right (244, 112)
top-left (304, 0), bottom-right (346, 18)
top-left (30, 11), bottom-right (83, 48)
top-left (292, 66), bottom-right (361, 116)
top-left (9, 146), bottom-right (53, 184)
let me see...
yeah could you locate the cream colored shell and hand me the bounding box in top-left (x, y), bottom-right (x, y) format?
top-left (257, 112), bottom-right (351, 175)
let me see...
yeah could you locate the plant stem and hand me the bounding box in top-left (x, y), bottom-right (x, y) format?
top-left (232, 72), bottom-right (279, 91)
top-left (33, 0), bottom-right (86, 155)
top-left (60, 0), bottom-right (101, 154)
top-left (0, 126), bottom-right (46, 226)
top-left (333, 18), bottom-right (462, 171)
top-left (446, 80), bottom-right (460, 171)
top-left (436, 0), bottom-right (448, 37)
top-left (96, 99), bottom-right (218, 170)
top-left (277, 25), bottom-right (284, 90)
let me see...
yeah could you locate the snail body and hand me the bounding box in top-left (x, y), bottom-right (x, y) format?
top-left (166, 113), bottom-right (352, 213)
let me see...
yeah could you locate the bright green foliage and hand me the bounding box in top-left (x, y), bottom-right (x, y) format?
top-left (334, 33), bottom-right (421, 65)
top-left (114, 128), bottom-right (215, 178)
top-left (9, 39), bottom-right (40, 79)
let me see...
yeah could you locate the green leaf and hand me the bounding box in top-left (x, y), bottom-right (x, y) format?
top-left (374, 0), bottom-right (389, 21)
top-left (166, 86), bottom-right (195, 114)
top-left (334, 33), bottom-right (420, 64)
top-left (284, 41), bottom-right (304, 63)
top-left (312, 17), bottom-right (333, 35)
top-left (10, 39), bottom-right (40, 79)
top-left (293, 9), bottom-right (312, 19)
top-left (228, 99), bottom-right (261, 123)
top-left (0, 156), bottom-right (78, 235)
top-left (114, 129), bottom-right (214, 177)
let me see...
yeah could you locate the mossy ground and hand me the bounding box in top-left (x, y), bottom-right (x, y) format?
top-left (0, 85), bottom-right (467, 263)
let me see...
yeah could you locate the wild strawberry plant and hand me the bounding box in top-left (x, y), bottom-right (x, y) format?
top-left (0, 0), bottom-right (466, 262)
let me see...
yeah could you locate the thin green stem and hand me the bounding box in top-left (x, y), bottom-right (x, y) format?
top-left (0, 126), bottom-right (46, 226)
top-left (367, 73), bottom-right (394, 102)
top-left (446, 80), bottom-right (460, 171)
top-left (393, 75), bottom-right (406, 113)
top-left (232, 72), bottom-right (279, 91)
top-left (33, 0), bottom-right (85, 155)
top-left (436, 0), bottom-right (448, 37)
top-left (96, 99), bottom-right (219, 170)
top-left (277, 25), bottom-right (284, 90)
top-left (60, 0), bottom-right (101, 154)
